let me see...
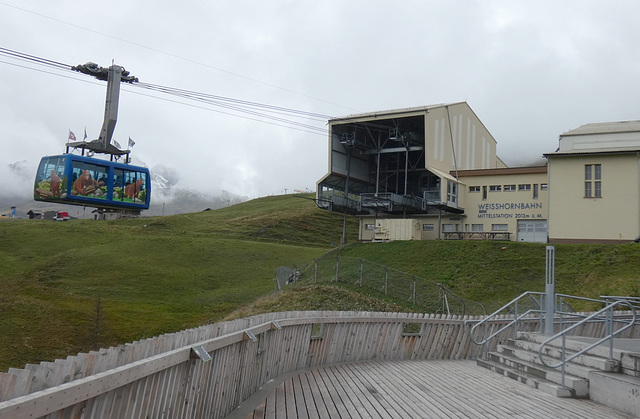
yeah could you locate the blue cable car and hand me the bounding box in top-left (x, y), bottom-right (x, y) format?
top-left (34, 154), bottom-right (150, 211)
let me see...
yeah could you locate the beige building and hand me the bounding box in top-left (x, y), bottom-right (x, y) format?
top-left (545, 121), bottom-right (640, 243)
top-left (317, 103), bottom-right (639, 244)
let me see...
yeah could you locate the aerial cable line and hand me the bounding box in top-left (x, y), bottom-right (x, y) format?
top-left (0, 46), bottom-right (330, 135)
top-left (135, 82), bottom-right (333, 120)
top-left (0, 1), bottom-right (358, 112)
top-left (122, 88), bottom-right (327, 136)
top-left (0, 59), bottom-right (104, 86)
top-left (0, 47), bottom-right (70, 71)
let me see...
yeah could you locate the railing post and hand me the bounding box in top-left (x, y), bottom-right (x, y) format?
top-left (545, 246), bottom-right (556, 335)
top-left (607, 305), bottom-right (614, 360)
top-left (483, 320), bottom-right (489, 360)
top-left (514, 299), bottom-right (519, 339)
top-left (559, 295), bottom-right (564, 331)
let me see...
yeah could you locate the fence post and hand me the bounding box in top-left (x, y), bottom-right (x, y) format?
top-left (385, 268), bottom-right (389, 295)
top-left (333, 255), bottom-right (339, 282)
top-left (314, 258), bottom-right (318, 283)
top-left (412, 276), bottom-right (416, 305)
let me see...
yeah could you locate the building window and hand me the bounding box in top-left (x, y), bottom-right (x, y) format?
top-left (447, 181), bottom-right (457, 204)
top-left (504, 184), bottom-right (516, 192)
top-left (472, 224), bottom-right (484, 232)
top-left (365, 224), bottom-right (375, 230)
top-left (489, 185), bottom-right (501, 192)
top-left (482, 186), bottom-right (487, 200)
top-left (422, 224), bottom-right (434, 231)
top-left (585, 164), bottom-right (602, 197)
top-left (492, 224), bottom-right (508, 231)
top-left (442, 224), bottom-right (454, 232)
top-left (469, 186), bottom-right (480, 192)
top-left (533, 184), bottom-right (539, 199)
top-left (518, 184), bottom-right (531, 191)
top-left (540, 183), bottom-right (548, 191)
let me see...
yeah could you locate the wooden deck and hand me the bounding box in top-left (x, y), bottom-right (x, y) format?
top-left (229, 360), bottom-right (631, 419)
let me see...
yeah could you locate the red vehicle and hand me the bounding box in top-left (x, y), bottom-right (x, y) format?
top-left (53, 211), bottom-right (70, 221)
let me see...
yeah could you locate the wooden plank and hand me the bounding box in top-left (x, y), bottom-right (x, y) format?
top-left (363, 361), bottom-right (454, 419)
top-left (342, 362), bottom-right (409, 419)
top-left (298, 371), bottom-right (322, 419)
top-left (307, 369), bottom-right (341, 419)
top-left (309, 368), bottom-right (350, 419)
top-left (284, 376), bottom-right (298, 419)
top-left (292, 374), bottom-right (310, 419)
top-left (330, 363), bottom-right (386, 418)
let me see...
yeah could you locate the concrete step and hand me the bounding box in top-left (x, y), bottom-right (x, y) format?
top-left (621, 352), bottom-right (640, 377)
top-left (477, 358), bottom-right (574, 398)
top-left (504, 339), bottom-right (618, 375)
top-left (517, 332), bottom-right (625, 361)
top-left (486, 351), bottom-right (589, 397)
top-left (590, 371), bottom-right (640, 417)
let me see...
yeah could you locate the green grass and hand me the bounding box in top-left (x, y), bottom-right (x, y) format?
top-left (332, 240), bottom-right (640, 312)
top-left (1, 193), bottom-right (639, 371)
top-left (0, 194), bottom-right (358, 370)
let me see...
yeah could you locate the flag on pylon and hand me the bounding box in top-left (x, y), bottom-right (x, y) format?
top-left (68, 130), bottom-right (76, 141)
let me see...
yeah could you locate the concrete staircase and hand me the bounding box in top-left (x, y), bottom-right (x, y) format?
top-left (478, 331), bottom-right (640, 416)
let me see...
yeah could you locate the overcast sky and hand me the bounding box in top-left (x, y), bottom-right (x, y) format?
top-left (1, 1), bottom-right (639, 203)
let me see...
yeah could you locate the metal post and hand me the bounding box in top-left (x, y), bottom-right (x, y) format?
top-left (412, 276), bottom-right (416, 305)
top-left (384, 268), bottom-right (389, 295)
top-left (545, 246), bottom-right (556, 335)
top-left (607, 306), bottom-right (614, 360)
top-left (514, 299), bottom-right (519, 339)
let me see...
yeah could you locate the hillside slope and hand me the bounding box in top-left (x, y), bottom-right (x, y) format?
top-left (0, 194), bottom-right (358, 370)
top-left (1, 193), bottom-right (639, 372)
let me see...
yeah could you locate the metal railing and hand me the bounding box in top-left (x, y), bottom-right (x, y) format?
top-left (467, 291), bottom-right (639, 360)
top-left (468, 291), bottom-right (546, 359)
top-left (538, 299), bottom-right (637, 387)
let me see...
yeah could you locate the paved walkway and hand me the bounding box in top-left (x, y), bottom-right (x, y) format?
top-left (228, 360), bottom-right (631, 418)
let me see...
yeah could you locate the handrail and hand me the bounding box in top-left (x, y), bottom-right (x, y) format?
top-left (538, 299), bottom-right (636, 387)
top-left (469, 291), bottom-right (545, 358)
top-left (602, 295), bottom-right (640, 309)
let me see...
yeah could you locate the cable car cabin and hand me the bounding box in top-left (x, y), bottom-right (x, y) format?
top-left (34, 154), bottom-right (150, 211)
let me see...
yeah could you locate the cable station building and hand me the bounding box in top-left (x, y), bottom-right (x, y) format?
top-left (316, 102), bottom-right (640, 244)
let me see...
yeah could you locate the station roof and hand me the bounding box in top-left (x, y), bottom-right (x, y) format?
top-left (561, 120), bottom-right (640, 136)
top-left (328, 102), bottom-right (467, 123)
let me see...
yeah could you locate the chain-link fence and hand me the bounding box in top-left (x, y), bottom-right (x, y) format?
top-left (275, 255), bottom-right (486, 316)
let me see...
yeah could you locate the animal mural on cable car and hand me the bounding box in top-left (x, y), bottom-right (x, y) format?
top-left (33, 62), bottom-right (150, 212)
top-left (34, 154), bottom-right (150, 210)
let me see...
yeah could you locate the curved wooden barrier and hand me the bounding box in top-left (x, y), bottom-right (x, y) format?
top-left (0, 311), bottom-right (636, 418)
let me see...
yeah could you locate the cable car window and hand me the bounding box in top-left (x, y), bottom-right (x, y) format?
top-left (34, 156), bottom-right (67, 200)
top-left (117, 169), bottom-right (147, 204)
top-left (71, 160), bottom-right (108, 200)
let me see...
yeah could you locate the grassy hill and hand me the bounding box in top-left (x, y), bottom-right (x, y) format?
top-left (332, 240), bottom-right (640, 312)
top-left (0, 194), bottom-right (357, 371)
top-left (1, 193), bottom-right (639, 371)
